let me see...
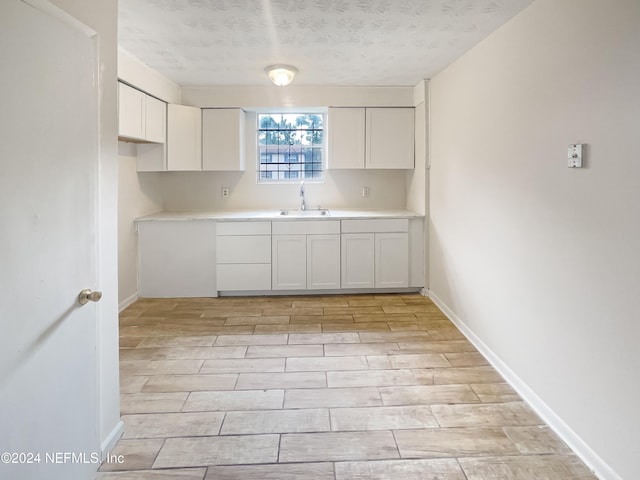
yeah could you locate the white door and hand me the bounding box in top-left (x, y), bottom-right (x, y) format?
top-left (0, 2), bottom-right (100, 479)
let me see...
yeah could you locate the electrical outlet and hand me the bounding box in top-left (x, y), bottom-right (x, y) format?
top-left (221, 187), bottom-right (229, 198)
top-left (362, 187), bottom-right (370, 198)
top-left (568, 144), bottom-right (583, 168)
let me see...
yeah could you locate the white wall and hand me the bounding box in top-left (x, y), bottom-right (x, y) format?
top-left (117, 143), bottom-right (163, 307)
top-left (428, 1), bottom-right (639, 478)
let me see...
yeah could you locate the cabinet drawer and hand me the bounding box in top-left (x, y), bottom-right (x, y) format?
top-left (217, 221), bottom-right (271, 235)
top-left (216, 235), bottom-right (271, 263)
top-left (217, 264), bottom-right (271, 291)
top-left (341, 218), bottom-right (409, 233)
top-left (272, 220), bottom-right (340, 235)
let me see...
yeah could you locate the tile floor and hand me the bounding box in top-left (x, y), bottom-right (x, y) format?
top-left (98, 294), bottom-right (596, 479)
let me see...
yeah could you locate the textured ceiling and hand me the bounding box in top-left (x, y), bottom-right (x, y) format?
top-left (118, 0), bottom-right (534, 87)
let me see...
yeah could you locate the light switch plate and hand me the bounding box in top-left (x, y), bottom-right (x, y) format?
top-left (568, 144), bottom-right (583, 168)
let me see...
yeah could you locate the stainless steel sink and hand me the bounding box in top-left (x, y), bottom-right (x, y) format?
top-left (278, 209), bottom-right (330, 217)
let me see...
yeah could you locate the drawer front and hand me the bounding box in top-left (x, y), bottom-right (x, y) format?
top-left (217, 221), bottom-right (271, 235)
top-left (216, 235), bottom-right (271, 263)
top-left (341, 218), bottom-right (409, 233)
top-left (217, 264), bottom-right (271, 291)
top-left (272, 220), bottom-right (340, 235)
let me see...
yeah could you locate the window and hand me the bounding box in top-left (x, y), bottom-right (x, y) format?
top-left (257, 113), bottom-right (324, 182)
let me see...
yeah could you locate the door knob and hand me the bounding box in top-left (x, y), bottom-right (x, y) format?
top-left (78, 288), bottom-right (102, 305)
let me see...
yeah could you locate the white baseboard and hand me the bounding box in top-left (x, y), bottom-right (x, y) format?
top-left (100, 420), bottom-right (123, 461)
top-left (428, 289), bottom-right (622, 480)
top-left (118, 292), bottom-right (138, 312)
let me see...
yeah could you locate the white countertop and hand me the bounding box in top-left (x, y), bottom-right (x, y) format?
top-left (136, 208), bottom-right (424, 222)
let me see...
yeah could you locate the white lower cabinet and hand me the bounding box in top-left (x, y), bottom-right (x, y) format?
top-left (216, 221), bottom-right (271, 291)
top-left (138, 221), bottom-right (216, 297)
top-left (272, 221), bottom-right (341, 291)
top-left (341, 219), bottom-right (409, 289)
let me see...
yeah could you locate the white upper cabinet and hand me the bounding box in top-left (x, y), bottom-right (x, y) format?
top-left (328, 107), bottom-right (414, 170)
top-left (202, 108), bottom-right (246, 171)
top-left (167, 104), bottom-right (202, 171)
top-left (118, 82), bottom-right (166, 143)
top-left (366, 108), bottom-right (414, 169)
top-left (328, 107), bottom-right (366, 169)
top-left (118, 82), bottom-right (145, 140)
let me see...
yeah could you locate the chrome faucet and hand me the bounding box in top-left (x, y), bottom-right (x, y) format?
top-left (299, 181), bottom-right (306, 211)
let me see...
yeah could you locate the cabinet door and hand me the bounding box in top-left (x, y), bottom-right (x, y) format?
top-left (138, 221), bottom-right (216, 297)
top-left (167, 104), bottom-right (202, 171)
top-left (307, 234), bottom-right (340, 289)
top-left (341, 233), bottom-right (375, 288)
top-left (366, 108), bottom-right (414, 169)
top-left (328, 107), bottom-right (365, 169)
top-left (144, 95), bottom-right (166, 143)
top-left (202, 108), bottom-right (245, 171)
top-left (272, 235), bottom-right (306, 290)
top-left (375, 232), bottom-right (409, 288)
top-left (118, 82), bottom-right (145, 140)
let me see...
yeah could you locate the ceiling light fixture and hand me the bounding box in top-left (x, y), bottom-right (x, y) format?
top-left (265, 64), bottom-right (298, 86)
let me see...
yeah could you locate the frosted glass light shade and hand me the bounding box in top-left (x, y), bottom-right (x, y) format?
top-left (265, 65), bottom-right (298, 86)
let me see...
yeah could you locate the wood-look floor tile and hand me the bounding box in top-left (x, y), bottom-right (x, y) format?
top-left (359, 332), bottom-right (431, 343)
top-left (325, 343), bottom-right (400, 356)
top-left (119, 337), bottom-right (145, 348)
top-left (200, 358), bottom-right (285, 374)
top-left (236, 371), bottom-right (326, 390)
top-left (414, 366), bottom-right (504, 385)
top-left (293, 299), bottom-right (350, 307)
top-left (291, 314), bottom-right (353, 324)
top-left (348, 297), bottom-right (407, 306)
top-left (285, 387), bottom-right (382, 408)
top-left (205, 463), bottom-right (335, 480)
top-left (324, 306), bottom-right (385, 316)
top-left (201, 308), bottom-right (263, 317)
top-left (262, 306), bottom-right (323, 316)
top-left (327, 369), bottom-right (416, 388)
top-left (163, 346), bottom-right (247, 360)
top-left (288, 332), bottom-right (360, 344)
top-left (224, 315), bottom-right (290, 325)
top-left (97, 468), bottom-right (206, 479)
top-left (379, 385), bottom-right (480, 406)
top-left (287, 355), bottom-right (369, 372)
top-left (445, 352), bottom-right (489, 367)
top-left (214, 334), bottom-right (288, 346)
top-left (120, 360), bottom-right (204, 376)
top-left (120, 375), bottom-right (150, 394)
top-left (394, 427), bottom-right (519, 458)
top-left (153, 434), bottom-right (280, 468)
top-left (382, 305), bottom-right (438, 314)
top-left (431, 402), bottom-right (542, 428)
top-left (323, 322), bottom-right (390, 332)
top-left (426, 328), bottom-right (466, 341)
top-left (137, 335), bottom-right (217, 348)
top-left (120, 325), bottom-right (253, 337)
top-left (121, 412), bottom-right (224, 439)
top-left (220, 408), bottom-right (330, 434)
top-left (458, 455), bottom-right (598, 479)
top-left (245, 344), bottom-right (324, 358)
top-left (471, 383), bottom-right (520, 403)
top-left (254, 324), bottom-right (322, 334)
top-left (182, 390), bottom-right (284, 412)
top-left (335, 458), bottom-right (465, 480)
top-left (353, 314), bottom-right (416, 323)
top-left (398, 340), bottom-right (476, 354)
top-left (330, 406), bottom-right (438, 431)
top-left (141, 374), bottom-right (237, 393)
top-left (503, 426), bottom-right (573, 454)
top-left (279, 431), bottom-right (399, 462)
top-left (120, 393), bottom-right (189, 414)
top-left (98, 439), bottom-right (164, 471)
top-left (367, 354), bottom-right (451, 369)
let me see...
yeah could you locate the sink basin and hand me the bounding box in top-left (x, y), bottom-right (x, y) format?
top-left (278, 209), bottom-right (330, 217)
